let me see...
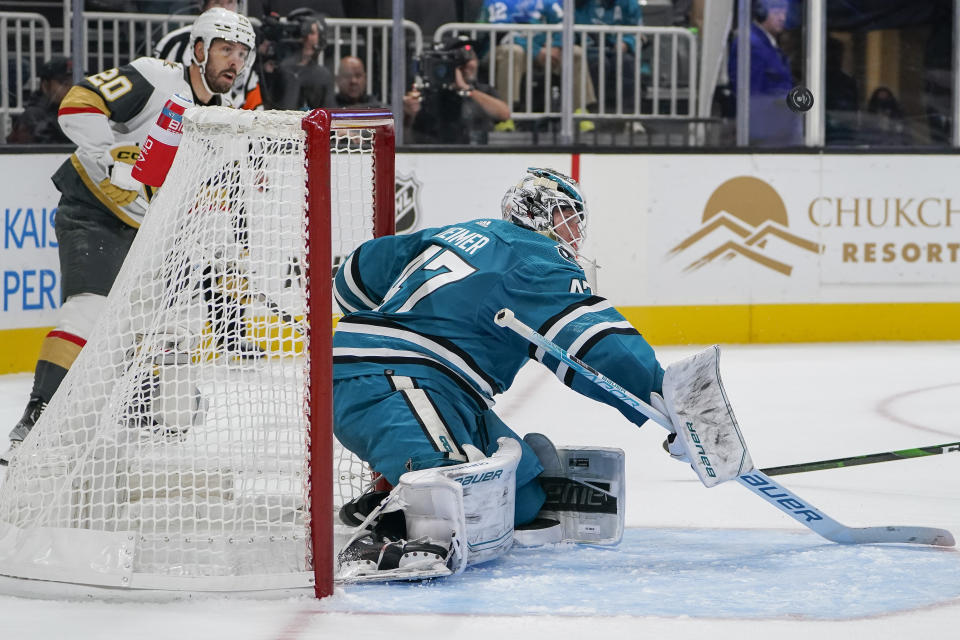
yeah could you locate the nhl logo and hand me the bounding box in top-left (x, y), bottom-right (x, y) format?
top-left (394, 172), bottom-right (421, 234)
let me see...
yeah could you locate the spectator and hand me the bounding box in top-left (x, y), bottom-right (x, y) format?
top-left (479, 0), bottom-right (597, 115)
top-left (154, 0), bottom-right (264, 110)
top-left (334, 56), bottom-right (383, 108)
top-left (573, 0), bottom-right (644, 114)
top-left (404, 36), bottom-right (510, 144)
top-left (6, 57), bottom-right (73, 145)
top-left (5, 57), bottom-right (31, 108)
top-left (670, 0), bottom-right (704, 30)
top-left (728, 0), bottom-right (802, 146)
top-left (671, 0), bottom-right (693, 27)
top-left (262, 9), bottom-right (336, 110)
top-left (862, 87), bottom-right (911, 146)
top-left (824, 36), bottom-right (858, 145)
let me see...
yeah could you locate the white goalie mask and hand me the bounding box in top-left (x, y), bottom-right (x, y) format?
top-left (189, 8), bottom-right (256, 93)
top-left (501, 167), bottom-right (588, 257)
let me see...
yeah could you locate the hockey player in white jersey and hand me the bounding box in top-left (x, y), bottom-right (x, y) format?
top-left (1, 8), bottom-right (256, 465)
top-left (332, 168), bottom-right (675, 581)
top-left (153, 0), bottom-right (263, 110)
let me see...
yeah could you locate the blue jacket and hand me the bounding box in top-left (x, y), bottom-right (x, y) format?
top-left (480, 0), bottom-right (560, 59)
top-left (728, 23), bottom-right (802, 145)
top-left (728, 22), bottom-right (793, 97)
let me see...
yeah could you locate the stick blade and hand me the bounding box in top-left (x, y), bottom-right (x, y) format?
top-left (822, 524), bottom-right (955, 547)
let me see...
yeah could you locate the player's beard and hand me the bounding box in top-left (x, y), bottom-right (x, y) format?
top-left (204, 65), bottom-right (236, 95)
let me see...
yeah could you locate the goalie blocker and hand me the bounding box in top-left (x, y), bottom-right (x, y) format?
top-left (655, 345), bottom-right (754, 487)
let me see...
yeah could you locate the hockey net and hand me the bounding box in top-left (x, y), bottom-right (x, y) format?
top-left (0, 108), bottom-right (395, 597)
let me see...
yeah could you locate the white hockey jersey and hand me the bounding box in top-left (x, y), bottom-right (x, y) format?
top-left (154, 25), bottom-right (262, 110)
top-left (57, 56), bottom-right (231, 228)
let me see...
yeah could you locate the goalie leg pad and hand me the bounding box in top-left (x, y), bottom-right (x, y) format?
top-left (436, 437), bottom-right (521, 566)
top-left (662, 345), bottom-right (755, 487)
top-left (521, 433), bottom-right (625, 546)
top-left (335, 438), bottom-right (521, 583)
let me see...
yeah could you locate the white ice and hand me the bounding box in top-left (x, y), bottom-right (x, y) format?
top-left (0, 342), bottom-right (958, 639)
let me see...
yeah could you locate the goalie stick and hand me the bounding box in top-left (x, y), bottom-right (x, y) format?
top-left (761, 441), bottom-right (960, 476)
top-left (493, 308), bottom-right (955, 548)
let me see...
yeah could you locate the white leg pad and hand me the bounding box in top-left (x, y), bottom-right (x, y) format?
top-left (335, 438), bottom-right (521, 583)
top-left (662, 345), bottom-right (755, 487)
top-left (429, 437), bottom-right (521, 566)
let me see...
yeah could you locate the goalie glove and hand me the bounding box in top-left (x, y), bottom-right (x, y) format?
top-left (662, 432), bottom-right (690, 463)
top-left (658, 346), bottom-right (755, 487)
top-left (650, 392), bottom-right (690, 464)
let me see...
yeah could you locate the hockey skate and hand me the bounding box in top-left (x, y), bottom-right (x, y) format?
top-left (338, 489), bottom-right (390, 527)
top-left (338, 530), bottom-right (451, 577)
top-left (0, 396), bottom-right (47, 466)
top-left (336, 494), bottom-right (454, 582)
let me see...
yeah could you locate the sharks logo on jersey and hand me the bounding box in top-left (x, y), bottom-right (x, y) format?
top-left (556, 244), bottom-right (578, 264)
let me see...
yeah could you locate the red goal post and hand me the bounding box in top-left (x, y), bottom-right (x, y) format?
top-left (304, 109), bottom-right (395, 598)
top-left (0, 108), bottom-right (395, 600)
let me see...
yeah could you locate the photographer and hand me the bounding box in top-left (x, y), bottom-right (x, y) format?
top-left (6, 57), bottom-right (73, 144)
top-left (404, 36), bottom-right (510, 145)
top-left (257, 8), bottom-right (335, 110)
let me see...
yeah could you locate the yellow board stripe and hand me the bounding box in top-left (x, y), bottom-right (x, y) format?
top-left (619, 302), bottom-right (960, 344)
top-left (5, 302), bottom-right (960, 374)
top-left (0, 327), bottom-right (49, 373)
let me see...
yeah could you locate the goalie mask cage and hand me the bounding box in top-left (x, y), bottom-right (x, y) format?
top-left (0, 108), bottom-right (395, 599)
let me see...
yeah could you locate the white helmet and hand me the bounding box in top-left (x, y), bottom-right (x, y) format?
top-left (190, 7), bottom-right (256, 80)
top-left (502, 167), bottom-right (588, 256)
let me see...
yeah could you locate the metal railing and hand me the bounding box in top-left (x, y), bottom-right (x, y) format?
top-left (434, 22), bottom-right (698, 122)
top-left (77, 13), bottom-right (423, 108)
top-left (1, 12), bottom-right (696, 144)
top-left (0, 12), bottom-right (52, 140)
top-left (79, 12), bottom-right (195, 72)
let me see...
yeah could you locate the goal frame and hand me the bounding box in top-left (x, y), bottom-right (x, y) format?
top-left (304, 109), bottom-right (395, 598)
top-left (0, 108), bottom-right (395, 601)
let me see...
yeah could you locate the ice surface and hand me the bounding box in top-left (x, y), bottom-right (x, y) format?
top-left (0, 343), bottom-right (958, 639)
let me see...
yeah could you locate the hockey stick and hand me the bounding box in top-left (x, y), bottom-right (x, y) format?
top-left (762, 441), bottom-right (960, 476)
top-left (493, 308), bottom-right (955, 547)
top-left (248, 291), bottom-right (305, 335)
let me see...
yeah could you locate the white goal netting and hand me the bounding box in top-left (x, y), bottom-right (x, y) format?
top-left (0, 108), bottom-right (393, 593)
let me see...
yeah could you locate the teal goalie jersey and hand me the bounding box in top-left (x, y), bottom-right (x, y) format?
top-left (333, 218), bottom-right (664, 427)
